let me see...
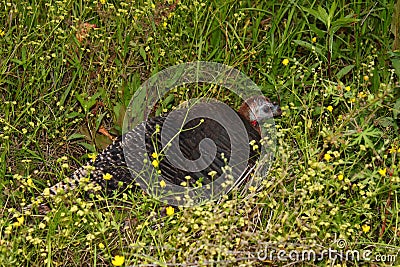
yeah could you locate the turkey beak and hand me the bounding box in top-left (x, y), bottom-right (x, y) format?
top-left (271, 101), bottom-right (282, 117)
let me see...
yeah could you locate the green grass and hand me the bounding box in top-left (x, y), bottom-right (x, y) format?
top-left (1, 0), bottom-right (400, 266)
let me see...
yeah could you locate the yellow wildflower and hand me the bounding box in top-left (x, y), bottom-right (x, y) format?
top-left (363, 75), bottom-right (369, 81)
top-left (312, 37), bottom-right (317, 43)
top-left (160, 180), bottom-right (166, 188)
top-left (326, 106), bottom-right (333, 112)
top-left (27, 178), bottom-right (33, 187)
top-left (17, 216), bottom-right (24, 224)
top-left (0, 29), bottom-right (5, 37)
top-left (152, 159), bottom-right (159, 168)
top-left (166, 206), bottom-right (174, 216)
top-left (389, 145), bottom-right (398, 154)
top-left (100, 0), bottom-right (106, 4)
top-left (358, 91), bottom-right (367, 98)
top-left (337, 174), bottom-right (344, 181)
top-left (152, 152), bottom-right (158, 159)
top-left (345, 86), bottom-right (351, 91)
top-left (282, 58), bottom-right (289, 66)
top-left (99, 243), bottom-right (105, 249)
top-left (14, 216), bottom-right (24, 227)
top-left (103, 173), bottom-right (113, 180)
top-left (111, 255), bottom-right (125, 266)
top-left (208, 170), bottom-right (217, 177)
top-left (88, 153), bottom-right (97, 161)
top-left (378, 168), bottom-right (386, 176)
top-left (362, 224), bottom-right (370, 233)
top-left (324, 153), bottom-right (332, 161)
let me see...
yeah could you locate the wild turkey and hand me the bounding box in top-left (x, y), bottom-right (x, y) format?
top-left (26, 95), bottom-right (281, 211)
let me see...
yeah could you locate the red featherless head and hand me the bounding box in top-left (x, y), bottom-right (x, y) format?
top-left (238, 96), bottom-right (281, 133)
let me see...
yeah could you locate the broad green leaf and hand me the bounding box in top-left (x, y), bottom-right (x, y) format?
top-left (60, 69), bottom-right (80, 106)
top-left (24, 149), bottom-right (42, 160)
top-left (67, 133), bottom-right (87, 141)
top-left (75, 93), bottom-right (87, 112)
top-left (309, 24), bottom-right (326, 37)
top-left (318, 6), bottom-right (329, 27)
top-left (66, 112), bottom-right (85, 119)
top-left (302, 7), bottom-right (323, 24)
top-left (393, 97), bottom-right (400, 119)
top-left (293, 40), bottom-right (326, 60)
top-left (331, 16), bottom-right (358, 35)
top-left (139, 46), bottom-right (147, 61)
top-left (336, 65), bottom-right (354, 80)
top-left (328, 2), bottom-right (337, 22)
top-left (10, 58), bottom-right (24, 65)
top-left (163, 94), bottom-right (175, 106)
top-left (95, 113), bottom-right (107, 131)
top-left (78, 142), bottom-right (96, 152)
top-left (391, 58), bottom-right (400, 79)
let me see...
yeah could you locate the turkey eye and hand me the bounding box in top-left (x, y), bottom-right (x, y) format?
top-left (262, 105), bottom-right (271, 113)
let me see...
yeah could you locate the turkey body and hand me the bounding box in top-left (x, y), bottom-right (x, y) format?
top-left (80, 103), bottom-right (262, 195)
top-left (36, 95), bottom-right (283, 209)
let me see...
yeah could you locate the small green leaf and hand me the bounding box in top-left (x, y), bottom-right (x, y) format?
top-left (302, 7), bottom-right (323, 24)
top-left (393, 98), bottom-right (400, 119)
top-left (328, 2), bottom-right (337, 22)
top-left (156, 105), bottom-right (162, 116)
top-left (293, 40), bottom-right (326, 60)
top-left (66, 112), bottom-right (85, 119)
top-left (61, 69), bottom-right (80, 107)
top-left (391, 58), bottom-right (400, 79)
top-left (24, 149), bottom-right (41, 160)
top-left (309, 24), bottom-right (326, 37)
top-left (10, 58), bottom-right (24, 65)
top-left (67, 133), bottom-right (87, 141)
top-left (78, 142), bottom-right (96, 152)
top-left (75, 93), bottom-right (87, 112)
top-left (139, 46), bottom-right (147, 61)
top-left (336, 65), bottom-right (354, 80)
top-left (95, 113), bottom-right (107, 131)
top-left (317, 6), bottom-right (329, 26)
top-left (163, 94), bottom-right (175, 106)
top-left (331, 17), bottom-right (358, 35)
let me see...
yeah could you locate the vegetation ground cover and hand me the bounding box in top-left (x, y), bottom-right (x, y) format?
top-left (1, 0), bottom-right (399, 266)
